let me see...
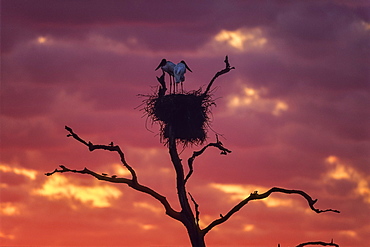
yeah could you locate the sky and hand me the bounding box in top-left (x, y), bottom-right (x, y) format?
top-left (1, 0), bottom-right (369, 246)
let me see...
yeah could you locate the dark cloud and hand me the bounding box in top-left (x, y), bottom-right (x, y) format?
top-left (2, 0), bottom-right (209, 26)
top-left (0, 84), bottom-right (56, 118)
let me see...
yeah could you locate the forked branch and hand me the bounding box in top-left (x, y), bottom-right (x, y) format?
top-left (202, 187), bottom-right (340, 235)
top-left (64, 126), bottom-right (138, 182)
top-left (185, 135), bottom-right (231, 183)
top-left (45, 126), bottom-right (181, 221)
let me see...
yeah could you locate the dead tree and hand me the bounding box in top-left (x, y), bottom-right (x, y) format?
top-left (46, 56), bottom-right (340, 247)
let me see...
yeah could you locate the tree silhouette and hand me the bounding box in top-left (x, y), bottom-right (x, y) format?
top-left (46, 56), bottom-right (340, 247)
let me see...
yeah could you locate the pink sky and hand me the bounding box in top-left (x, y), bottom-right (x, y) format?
top-left (1, 1), bottom-right (369, 246)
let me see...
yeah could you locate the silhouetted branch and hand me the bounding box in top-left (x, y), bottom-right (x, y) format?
top-left (188, 192), bottom-right (200, 227)
top-left (296, 240), bottom-right (339, 247)
top-left (64, 125), bottom-right (138, 182)
top-left (45, 126), bottom-right (181, 221)
top-left (185, 135), bottom-right (231, 183)
top-left (203, 55), bottom-right (235, 96)
top-left (65, 126), bottom-right (88, 145)
top-left (157, 72), bottom-right (167, 97)
top-left (45, 165), bottom-right (132, 183)
top-left (202, 187), bottom-right (340, 235)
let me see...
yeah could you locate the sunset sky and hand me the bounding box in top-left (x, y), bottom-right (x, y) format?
top-left (1, 1), bottom-right (369, 246)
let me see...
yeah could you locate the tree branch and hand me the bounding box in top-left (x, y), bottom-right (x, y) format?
top-left (202, 187), bottom-right (340, 235)
top-left (185, 135), bottom-right (231, 184)
top-left (203, 55), bottom-right (235, 96)
top-left (65, 125), bottom-right (138, 182)
top-left (45, 165), bottom-right (132, 183)
top-left (296, 240), bottom-right (339, 247)
top-left (45, 127), bottom-right (181, 222)
top-left (188, 192), bottom-right (200, 227)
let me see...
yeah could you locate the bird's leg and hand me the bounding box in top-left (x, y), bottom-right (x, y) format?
top-left (181, 82), bottom-right (184, 94)
top-left (169, 76), bottom-right (172, 94)
top-left (172, 77), bottom-right (175, 94)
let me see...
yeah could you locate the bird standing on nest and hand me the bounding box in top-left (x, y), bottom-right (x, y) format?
top-left (174, 60), bottom-right (192, 94)
top-left (155, 59), bottom-right (176, 94)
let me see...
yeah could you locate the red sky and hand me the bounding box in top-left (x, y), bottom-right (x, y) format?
top-left (1, 1), bottom-right (369, 246)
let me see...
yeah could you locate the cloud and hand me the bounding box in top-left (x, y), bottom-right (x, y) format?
top-left (0, 163), bottom-right (37, 180)
top-left (324, 155), bottom-right (370, 203)
top-left (0, 203), bottom-right (21, 216)
top-left (34, 174), bottom-right (122, 208)
top-left (225, 81), bottom-right (289, 116)
top-left (213, 28), bottom-right (268, 51)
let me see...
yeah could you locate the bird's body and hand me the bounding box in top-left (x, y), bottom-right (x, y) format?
top-left (155, 59), bottom-right (175, 93)
top-left (173, 62), bottom-right (187, 83)
top-left (173, 60), bottom-right (192, 93)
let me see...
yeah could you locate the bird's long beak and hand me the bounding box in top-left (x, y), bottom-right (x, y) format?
top-left (184, 61), bottom-right (192, 72)
top-left (155, 59), bottom-right (166, 71)
top-left (155, 63), bottom-right (162, 71)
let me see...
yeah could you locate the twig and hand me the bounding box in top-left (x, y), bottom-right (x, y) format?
top-left (188, 192), bottom-right (200, 227)
top-left (202, 187), bottom-right (340, 235)
top-left (185, 135), bottom-right (231, 183)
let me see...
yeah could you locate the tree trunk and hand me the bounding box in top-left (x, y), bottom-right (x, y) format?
top-left (168, 126), bottom-right (206, 247)
top-left (186, 225), bottom-right (206, 247)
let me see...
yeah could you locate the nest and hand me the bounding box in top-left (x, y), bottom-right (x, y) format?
top-left (143, 90), bottom-right (215, 146)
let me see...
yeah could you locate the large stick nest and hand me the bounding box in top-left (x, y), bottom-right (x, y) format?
top-left (143, 89), bottom-right (215, 146)
top-left (142, 56), bottom-right (234, 146)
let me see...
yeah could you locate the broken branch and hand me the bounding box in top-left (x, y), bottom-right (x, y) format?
top-left (188, 192), bottom-right (200, 227)
top-left (157, 72), bottom-right (167, 97)
top-left (203, 55), bottom-right (235, 96)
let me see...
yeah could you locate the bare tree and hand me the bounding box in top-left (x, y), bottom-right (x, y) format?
top-left (46, 56), bottom-right (340, 247)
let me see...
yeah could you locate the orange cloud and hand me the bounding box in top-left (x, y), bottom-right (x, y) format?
top-left (214, 28), bottom-right (267, 51)
top-left (34, 174), bottom-right (122, 208)
top-left (0, 163), bottom-right (37, 180)
top-left (226, 82), bottom-right (289, 116)
top-left (325, 156), bottom-right (370, 203)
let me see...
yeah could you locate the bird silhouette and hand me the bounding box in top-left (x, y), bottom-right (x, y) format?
top-left (173, 60), bottom-right (192, 93)
top-left (155, 59), bottom-right (176, 94)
